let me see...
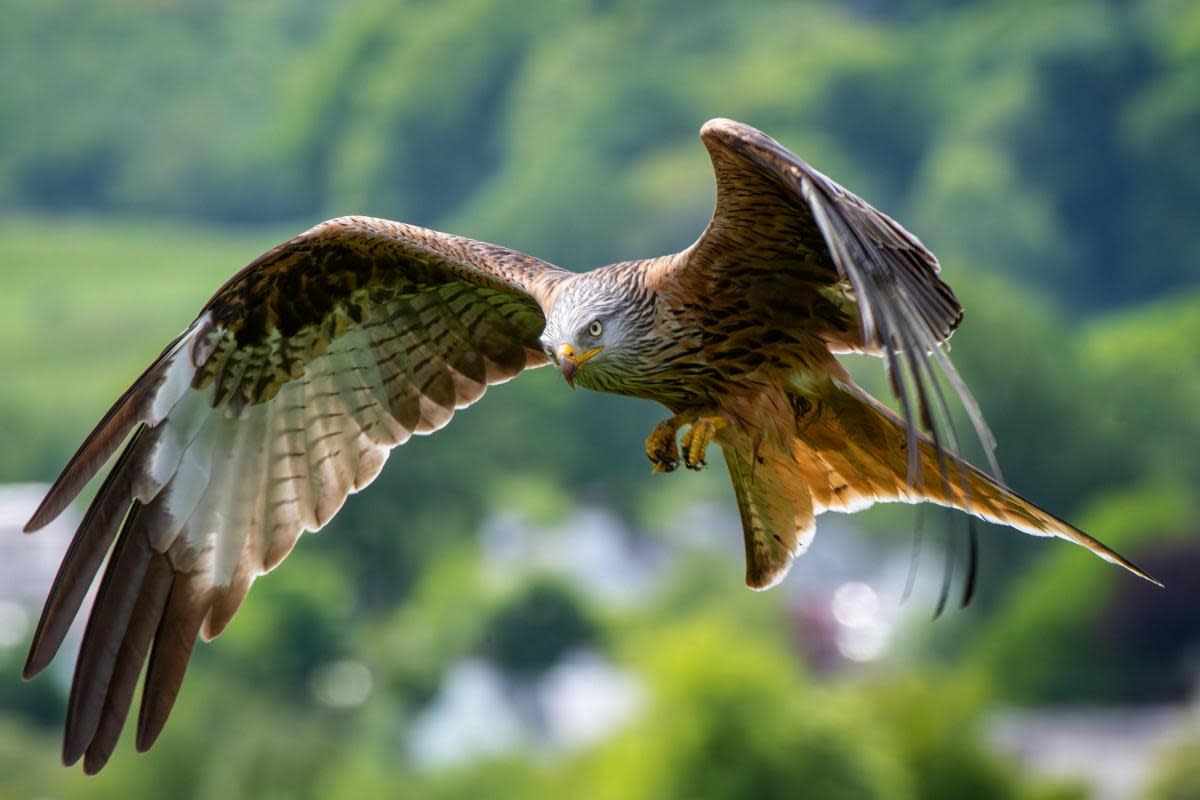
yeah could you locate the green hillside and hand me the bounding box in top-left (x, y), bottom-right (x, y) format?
top-left (1, 0), bottom-right (1198, 797)
top-left (3, 0), bottom-right (1198, 307)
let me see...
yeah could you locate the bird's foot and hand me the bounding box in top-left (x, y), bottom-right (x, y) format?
top-left (645, 417), bottom-right (682, 473)
top-left (645, 411), bottom-right (726, 473)
top-left (680, 415), bottom-right (725, 470)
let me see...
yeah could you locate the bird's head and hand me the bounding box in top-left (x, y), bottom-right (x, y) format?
top-left (540, 272), bottom-right (653, 391)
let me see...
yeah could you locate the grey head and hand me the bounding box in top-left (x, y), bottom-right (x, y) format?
top-left (540, 267), bottom-right (657, 393)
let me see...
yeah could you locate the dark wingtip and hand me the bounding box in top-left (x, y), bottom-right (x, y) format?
top-left (62, 734), bottom-right (86, 768)
top-left (1137, 568), bottom-right (1165, 589)
top-left (24, 628), bottom-right (59, 680)
top-left (960, 519), bottom-right (979, 609)
top-left (1109, 549), bottom-right (1164, 588)
top-left (1089, 536), bottom-right (1164, 588)
top-left (932, 516), bottom-right (956, 621)
top-left (22, 656), bottom-right (44, 682)
top-left (1123, 555), bottom-right (1164, 588)
top-left (136, 716), bottom-right (167, 754)
top-left (24, 499), bottom-right (59, 533)
top-left (83, 750), bottom-right (108, 776)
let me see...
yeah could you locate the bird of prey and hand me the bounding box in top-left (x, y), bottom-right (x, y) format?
top-left (23, 118), bottom-right (1157, 773)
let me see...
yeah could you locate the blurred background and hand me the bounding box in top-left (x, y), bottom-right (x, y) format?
top-left (1, 0), bottom-right (1198, 798)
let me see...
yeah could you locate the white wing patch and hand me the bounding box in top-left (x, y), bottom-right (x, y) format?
top-left (96, 296), bottom-right (529, 646)
top-left (23, 216), bottom-right (565, 772)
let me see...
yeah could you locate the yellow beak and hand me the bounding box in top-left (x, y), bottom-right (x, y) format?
top-left (556, 343), bottom-right (602, 388)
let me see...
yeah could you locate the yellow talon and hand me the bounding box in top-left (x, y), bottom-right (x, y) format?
top-left (680, 415), bottom-right (725, 470)
top-left (645, 417), bottom-right (681, 473)
top-left (646, 411), bottom-right (724, 474)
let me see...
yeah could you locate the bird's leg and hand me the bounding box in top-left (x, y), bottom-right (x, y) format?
top-left (646, 411), bottom-right (727, 473)
top-left (645, 411), bottom-right (695, 473)
top-left (680, 414), bottom-right (726, 471)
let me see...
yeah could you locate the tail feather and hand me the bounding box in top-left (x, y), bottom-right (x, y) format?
top-left (723, 442), bottom-right (814, 590)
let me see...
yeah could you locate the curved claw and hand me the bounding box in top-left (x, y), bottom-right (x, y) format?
top-left (645, 418), bottom-right (680, 473)
top-left (680, 426), bottom-right (705, 471)
top-left (681, 415), bottom-right (725, 471)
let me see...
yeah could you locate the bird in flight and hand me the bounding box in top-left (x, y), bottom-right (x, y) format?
top-left (23, 119), bottom-right (1157, 773)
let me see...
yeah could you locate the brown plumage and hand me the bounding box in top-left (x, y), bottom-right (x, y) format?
top-left (23, 118), bottom-right (1158, 772)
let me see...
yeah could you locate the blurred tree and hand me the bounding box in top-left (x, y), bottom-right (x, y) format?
top-left (871, 675), bottom-right (1084, 800)
top-left (583, 615), bottom-right (913, 800)
top-left (482, 578), bottom-right (600, 677)
top-left (3, 0), bottom-right (1196, 305)
top-left (1143, 731), bottom-right (1200, 800)
top-left (972, 483), bottom-right (1197, 704)
top-left (211, 550), bottom-right (356, 696)
top-left (0, 647), bottom-right (62, 729)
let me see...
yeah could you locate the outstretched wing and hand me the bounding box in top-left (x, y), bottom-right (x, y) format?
top-left (22, 216), bottom-right (570, 773)
top-left (668, 118), bottom-right (998, 482)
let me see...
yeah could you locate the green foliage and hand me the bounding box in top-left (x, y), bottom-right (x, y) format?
top-left (0, 156), bottom-right (1189, 800)
top-left (1143, 729), bottom-right (1200, 800)
top-left (0, 217), bottom-right (285, 481)
top-left (2, 0), bottom-right (1197, 307)
top-left (1079, 293), bottom-right (1200, 492)
top-left (972, 482), bottom-right (1198, 704)
top-left (212, 549), bottom-right (357, 694)
top-left (582, 615), bottom-right (913, 800)
top-left (572, 614), bottom-right (1073, 800)
top-left (0, 646), bottom-right (61, 729)
top-left (422, 758), bottom-right (558, 800)
top-left (483, 577), bottom-right (600, 677)
top-left (2, 0), bottom-right (1198, 797)
top-left (365, 546), bottom-right (497, 703)
top-left (869, 675), bottom-right (1075, 800)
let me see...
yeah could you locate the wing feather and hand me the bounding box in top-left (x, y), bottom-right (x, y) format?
top-left (679, 118), bottom-right (998, 481)
top-left (23, 327), bottom-right (199, 532)
top-left (63, 502), bottom-right (153, 765)
top-left (23, 429), bottom-right (152, 678)
top-left (136, 572), bottom-right (214, 753)
top-left (24, 216), bottom-right (570, 770)
top-left (82, 553), bottom-right (173, 774)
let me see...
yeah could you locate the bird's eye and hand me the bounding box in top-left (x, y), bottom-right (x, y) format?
top-left (588, 320), bottom-right (603, 337)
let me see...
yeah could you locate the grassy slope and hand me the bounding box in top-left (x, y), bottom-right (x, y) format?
top-left (0, 216), bottom-right (297, 481)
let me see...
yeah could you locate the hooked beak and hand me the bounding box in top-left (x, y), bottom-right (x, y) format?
top-left (556, 343), bottom-right (602, 388)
